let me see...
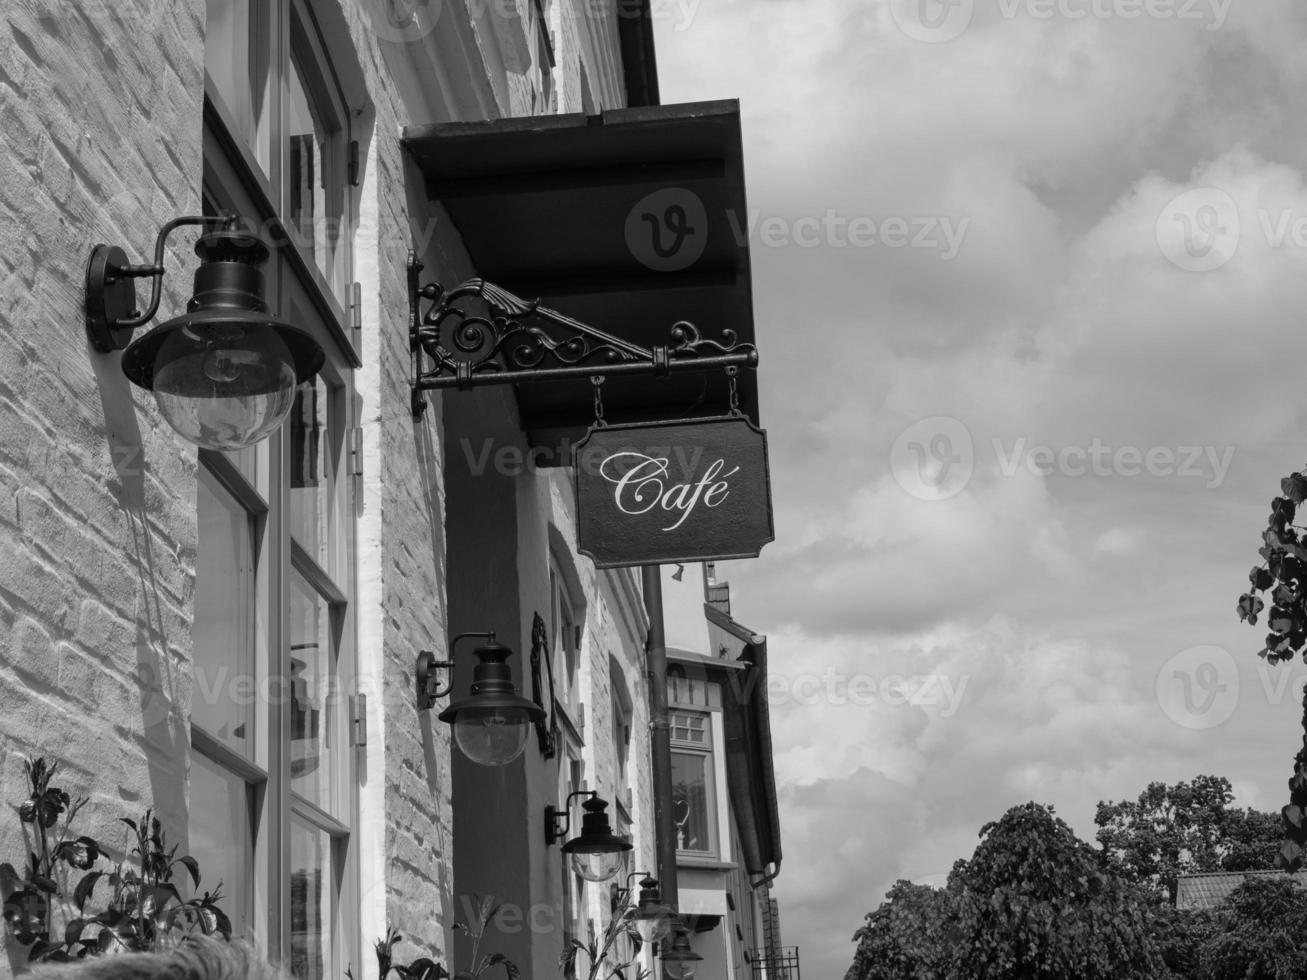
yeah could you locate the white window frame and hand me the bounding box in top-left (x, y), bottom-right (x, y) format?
top-left (667, 674), bottom-right (729, 862)
top-left (191, 3), bottom-right (361, 975)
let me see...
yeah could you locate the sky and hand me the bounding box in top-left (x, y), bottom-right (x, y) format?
top-left (651, 2), bottom-right (1307, 976)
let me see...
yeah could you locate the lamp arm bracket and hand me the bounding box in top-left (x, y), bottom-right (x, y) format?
top-left (112, 214), bottom-right (239, 330)
top-left (545, 789), bottom-right (597, 844)
top-left (415, 632), bottom-right (498, 709)
top-left (415, 650), bottom-right (456, 710)
top-left (406, 251), bottom-right (758, 416)
top-left (87, 213), bottom-right (242, 353)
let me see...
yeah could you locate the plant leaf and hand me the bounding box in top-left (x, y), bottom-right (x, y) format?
top-left (175, 855), bottom-right (201, 890)
top-left (65, 918), bottom-right (86, 947)
top-left (485, 953), bottom-right (520, 980)
top-left (73, 871), bottom-right (103, 912)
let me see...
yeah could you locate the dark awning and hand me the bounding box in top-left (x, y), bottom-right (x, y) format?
top-left (402, 100), bottom-right (758, 462)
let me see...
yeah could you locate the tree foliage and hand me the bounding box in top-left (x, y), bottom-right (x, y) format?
top-left (1236, 471), bottom-right (1307, 870)
top-left (845, 803), bottom-right (1166, 980)
top-left (844, 881), bottom-right (954, 980)
top-left (846, 785), bottom-right (1293, 980)
top-left (950, 804), bottom-right (1166, 980)
top-left (1094, 775), bottom-right (1281, 900)
top-left (1197, 876), bottom-right (1307, 980)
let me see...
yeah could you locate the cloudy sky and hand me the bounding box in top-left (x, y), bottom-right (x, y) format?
top-left (652, 2), bottom-right (1307, 975)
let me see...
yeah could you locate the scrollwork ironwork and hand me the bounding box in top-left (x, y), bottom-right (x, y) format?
top-left (408, 250), bottom-right (758, 417)
top-left (529, 612), bottom-right (556, 759)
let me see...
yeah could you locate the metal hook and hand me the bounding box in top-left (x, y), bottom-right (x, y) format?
top-left (725, 365), bottom-right (741, 416)
top-left (591, 375), bottom-right (608, 427)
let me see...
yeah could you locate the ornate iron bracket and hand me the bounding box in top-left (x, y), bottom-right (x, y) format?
top-left (407, 250), bottom-right (759, 418)
top-left (529, 612), bottom-right (557, 759)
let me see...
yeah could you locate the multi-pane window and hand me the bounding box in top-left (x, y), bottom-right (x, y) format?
top-left (670, 712), bottom-right (706, 745)
top-left (191, 2), bottom-right (359, 977)
top-left (203, 0), bottom-right (353, 309)
top-left (667, 668), bottom-right (724, 860)
top-left (670, 711), bottom-right (715, 855)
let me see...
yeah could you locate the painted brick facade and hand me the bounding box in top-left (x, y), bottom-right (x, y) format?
top-left (0, 1), bottom-right (658, 978)
top-left (0, 7), bottom-right (206, 975)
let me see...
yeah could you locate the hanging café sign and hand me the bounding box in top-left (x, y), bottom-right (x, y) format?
top-left (404, 263), bottom-right (774, 567)
top-left (574, 416), bottom-right (774, 569)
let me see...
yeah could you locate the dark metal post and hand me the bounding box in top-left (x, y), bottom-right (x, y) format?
top-left (642, 563), bottom-right (678, 909)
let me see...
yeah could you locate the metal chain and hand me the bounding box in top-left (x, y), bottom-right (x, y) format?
top-left (726, 365), bottom-right (741, 416)
top-left (591, 375), bottom-right (607, 427)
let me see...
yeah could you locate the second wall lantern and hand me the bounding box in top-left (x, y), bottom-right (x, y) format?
top-left (418, 632), bottom-right (546, 767)
top-left (86, 214), bottom-right (325, 450)
top-left (545, 790), bottom-right (632, 883)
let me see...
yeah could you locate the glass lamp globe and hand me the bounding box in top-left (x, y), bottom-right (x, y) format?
top-left (560, 796), bottom-right (632, 882)
top-left (571, 849), bottom-right (626, 883)
top-left (634, 913), bottom-right (673, 944)
top-left (439, 638), bottom-right (545, 768)
top-left (630, 878), bottom-right (675, 943)
top-left (452, 705), bottom-right (533, 767)
top-left (151, 315), bottom-right (299, 450)
top-left (115, 229), bottom-right (324, 451)
top-left (661, 927), bottom-right (702, 980)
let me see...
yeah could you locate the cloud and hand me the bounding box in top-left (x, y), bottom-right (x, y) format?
top-left (1093, 528), bottom-right (1139, 557)
top-left (653, 3), bottom-right (1307, 978)
top-left (764, 617), bottom-right (1213, 974)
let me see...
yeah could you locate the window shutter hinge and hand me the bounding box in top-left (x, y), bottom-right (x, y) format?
top-left (348, 139), bottom-right (361, 186)
top-left (350, 694), bottom-right (367, 747)
top-left (350, 281), bottom-right (362, 355)
top-left (348, 426), bottom-right (364, 478)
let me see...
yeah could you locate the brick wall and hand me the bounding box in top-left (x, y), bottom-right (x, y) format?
top-left (0, 0), bottom-right (643, 976)
top-left (0, 2), bottom-right (206, 970)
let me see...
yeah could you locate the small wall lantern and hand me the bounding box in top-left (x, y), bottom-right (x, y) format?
top-left (660, 921), bottom-right (703, 979)
top-left (628, 874), bottom-right (676, 944)
top-left (545, 790), bottom-right (632, 882)
top-left (86, 215), bottom-right (324, 450)
top-left (416, 632), bottom-right (545, 767)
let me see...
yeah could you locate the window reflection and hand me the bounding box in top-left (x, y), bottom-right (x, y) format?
top-left (204, 0), bottom-right (271, 171)
top-left (287, 51), bottom-right (335, 292)
top-left (290, 377), bottom-right (333, 572)
top-left (671, 751), bottom-right (711, 852)
top-left (289, 572), bottom-right (333, 809)
top-left (290, 819), bottom-right (330, 980)
top-left (194, 469), bottom-right (256, 757)
top-left (189, 753), bottom-right (252, 938)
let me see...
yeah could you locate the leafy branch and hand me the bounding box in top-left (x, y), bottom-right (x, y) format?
top-left (0, 757), bottom-right (230, 964)
top-left (370, 896), bottom-right (517, 980)
top-left (558, 891), bottom-right (647, 980)
top-left (1236, 471), bottom-right (1307, 871)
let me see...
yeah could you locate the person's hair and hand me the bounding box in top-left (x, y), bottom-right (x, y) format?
top-left (26, 938), bottom-right (284, 980)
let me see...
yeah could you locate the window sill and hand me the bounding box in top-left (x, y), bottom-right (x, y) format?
top-left (675, 854), bottom-right (737, 871)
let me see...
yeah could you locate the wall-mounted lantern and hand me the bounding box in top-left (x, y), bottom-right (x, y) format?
top-left (86, 214), bottom-right (324, 450)
top-left (660, 920), bottom-right (703, 979)
top-left (627, 874), bottom-right (676, 944)
top-left (545, 790), bottom-right (632, 883)
top-left (416, 632), bottom-right (545, 767)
